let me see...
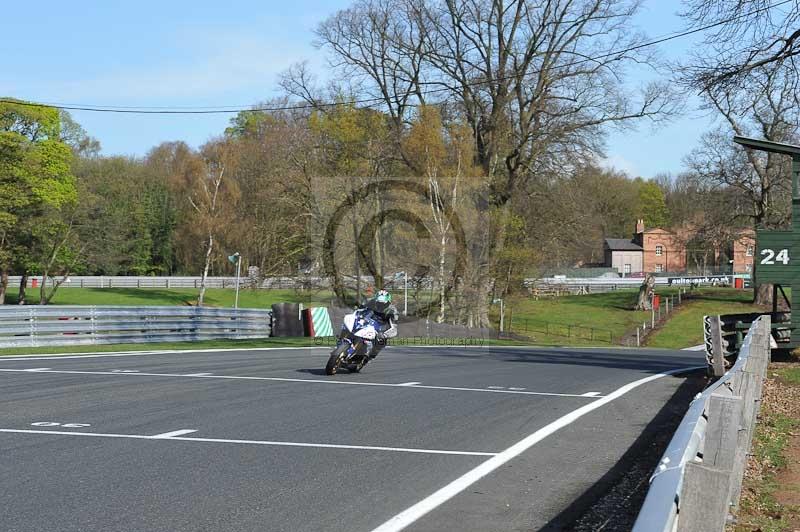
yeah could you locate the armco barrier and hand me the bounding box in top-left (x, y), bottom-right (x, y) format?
top-left (632, 315), bottom-right (771, 532)
top-left (0, 306), bottom-right (272, 348)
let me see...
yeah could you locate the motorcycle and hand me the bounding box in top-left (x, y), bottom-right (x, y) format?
top-left (325, 309), bottom-right (381, 375)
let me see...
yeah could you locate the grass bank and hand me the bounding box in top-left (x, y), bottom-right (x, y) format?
top-left (646, 289), bottom-right (762, 349)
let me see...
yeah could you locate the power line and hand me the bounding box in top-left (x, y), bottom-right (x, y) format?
top-left (1, 0), bottom-right (792, 116)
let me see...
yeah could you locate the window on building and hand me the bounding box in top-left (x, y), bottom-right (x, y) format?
top-left (746, 245), bottom-right (754, 257)
top-left (655, 245), bottom-right (663, 256)
top-left (746, 264), bottom-right (752, 272)
top-left (624, 264), bottom-right (631, 274)
top-left (655, 264), bottom-right (663, 273)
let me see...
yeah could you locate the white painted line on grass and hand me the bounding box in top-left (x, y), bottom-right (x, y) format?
top-left (151, 429), bottom-right (197, 439)
top-left (580, 392), bottom-right (601, 397)
top-left (0, 429), bottom-right (496, 457)
top-left (370, 364), bottom-right (706, 532)
top-left (0, 368), bottom-right (601, 399)
top-left (682, 344), bottom-right (706, 351)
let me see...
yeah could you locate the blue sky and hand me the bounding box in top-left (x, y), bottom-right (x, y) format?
top-left (0, 0), bottom-right (717, 178)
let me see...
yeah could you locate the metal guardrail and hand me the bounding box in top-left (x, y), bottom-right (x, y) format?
top-left (0, 306), bottom-right (272, 348)
top-left (632, 315), bottom-right (771, 532)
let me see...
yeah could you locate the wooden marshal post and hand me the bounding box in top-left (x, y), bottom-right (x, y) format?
top-left (734, 136), bottom-right (800, 348)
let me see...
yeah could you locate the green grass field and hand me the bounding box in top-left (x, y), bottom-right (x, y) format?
top-left (4, 287), bottom-right (335, 308)
top-left (502, 289), bottom-right (662, 345)
top-left (646, 289), bottom-right (762, 348)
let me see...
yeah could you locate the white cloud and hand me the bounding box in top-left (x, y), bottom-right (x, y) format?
top-left (599, 154), bottom-right (639, 177)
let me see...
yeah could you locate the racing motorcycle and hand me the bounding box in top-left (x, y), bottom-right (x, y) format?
top-left (325, 309), bottom-right (381, 375)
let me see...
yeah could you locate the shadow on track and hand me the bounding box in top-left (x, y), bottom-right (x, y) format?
top-left (413, 346), bottom-right (704, 375)
top-left (538, 370), bottom-right (707, 531)
top-left (296, 368), bottom-right (328, 376)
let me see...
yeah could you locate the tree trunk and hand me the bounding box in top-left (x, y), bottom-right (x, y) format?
top-left (18, 274), bottom-right (28, 305)
top-left (754, 283), bottom-right (773, 306)
top-left (437, 233), bottom-right (446, 324)
top-left (40, 272), bottom-right (48, 305)
top-left (0, 270), bottom-right (8, 304)
top-left (635, 275), bottom-right (656, 310)
top-left (198, 234), bottom-right (213, 306)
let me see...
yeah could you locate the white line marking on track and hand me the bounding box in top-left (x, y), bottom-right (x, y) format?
top-left (370, 364), bottom-right (706, 532)
top-left (580, 391), bottom-right (602, 397)
top-left (24, 367), bottom-right (52, 372)
top-left (397, 382), bottom-right (421, 386)
top-left (0, 429), bottom-right (496, 457)
top-left (151, 429), bottom-right (197, 438)
top-left (508, 387), bottom-right (526, 391)
top-left (0, 368), bottom-right (600, 399)
top-left (487, 386), bottom-right (505, 390)
top-left (185, 373), bottom-right (213, 377)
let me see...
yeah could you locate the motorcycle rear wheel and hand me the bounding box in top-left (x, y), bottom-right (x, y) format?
top-left (325, 344), bottom-right (348, 375)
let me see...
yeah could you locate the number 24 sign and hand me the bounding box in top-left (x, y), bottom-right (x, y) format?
top-left (761, 248), bottom-right (790, 265)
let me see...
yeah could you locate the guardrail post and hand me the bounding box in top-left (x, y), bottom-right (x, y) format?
top-left (709, 316), bottom-right (726, 377)
top-left (679, 392), bottom-right (742, 531)
top-left (29, 307), bottom-right (36, 347)
top-left (680, 463), bottom-right (732, 532)
top-left (90, 306), bottom-right (97, 344)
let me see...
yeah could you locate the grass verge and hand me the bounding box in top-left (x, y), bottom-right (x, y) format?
top-left (734, 364), bottom-right (800, 531)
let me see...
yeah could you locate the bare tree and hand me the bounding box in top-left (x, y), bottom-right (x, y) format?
top-left (184, 141), bottom-right (240, 306)
top-left (682, 0), bottom-right (800, 92)
top-left (684, 66), bottom-right (798, 303)
top-left (314, 0), bottom-right (677, 326)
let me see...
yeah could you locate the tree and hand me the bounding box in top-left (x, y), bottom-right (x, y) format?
top-left (314, 0), bottom-right (677, 326)
top-left (637, 180), bottom-right (670, 228)
top-left (683, 66), bottom-right (798, 304)
top-left (0, 99), bottom-right (77, 303)
top-left (682, 0), bottom-right (800, 92)
top-left (185, 140), bottom-right (240, 306)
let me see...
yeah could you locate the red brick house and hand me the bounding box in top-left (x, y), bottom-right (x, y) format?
top-left (604, 220), bottom-right (755, 275)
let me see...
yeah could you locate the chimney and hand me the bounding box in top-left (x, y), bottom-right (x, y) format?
top-left (635, 219), bottom-right (645, 234)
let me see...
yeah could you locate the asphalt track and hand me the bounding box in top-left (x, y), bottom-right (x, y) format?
top-left (0, 345), bottom-right (705, 532)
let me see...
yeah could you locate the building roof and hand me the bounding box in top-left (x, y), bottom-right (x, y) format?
top-left (605, 238), bottom-right (643, 251)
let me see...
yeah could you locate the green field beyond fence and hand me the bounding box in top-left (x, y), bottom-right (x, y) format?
top-left (0, 286), bottom-right (765, 351)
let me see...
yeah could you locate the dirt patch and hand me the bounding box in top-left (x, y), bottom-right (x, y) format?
top-left (775, 438), bottom-right (800, 509)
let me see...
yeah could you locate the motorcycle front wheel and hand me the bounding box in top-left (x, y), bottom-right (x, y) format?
top-left (325, 343), bottom-right (348, 375)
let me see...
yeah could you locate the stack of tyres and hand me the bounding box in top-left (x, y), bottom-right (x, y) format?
top-left (270, 303), bottom-right (304, 337)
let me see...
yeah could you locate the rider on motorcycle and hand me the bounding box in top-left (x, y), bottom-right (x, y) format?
top-left (360, 289), bottom-right (399, 358)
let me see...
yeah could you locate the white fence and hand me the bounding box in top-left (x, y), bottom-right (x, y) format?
top-left (0, 306), bottom-right (273, 348)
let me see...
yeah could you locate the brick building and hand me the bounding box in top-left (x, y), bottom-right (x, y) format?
top-left (604, 220), bottom-right (755, 276)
